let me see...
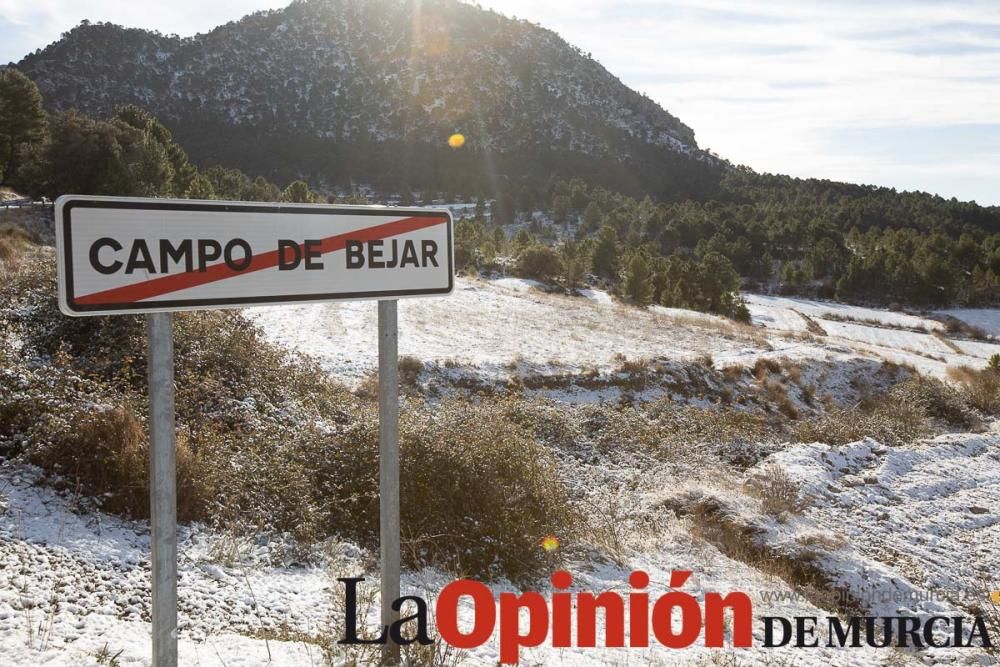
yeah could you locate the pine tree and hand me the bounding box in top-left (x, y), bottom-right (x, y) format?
top-left (561, 240), bottom-right (587, 288)
top-left (552, 195), bottom-right (571, 224)
top-left (582, 201), bottom-right (603, 233)
top-left (0, 68), bottom-right (48, 184)
top-left (244, 176), bottom-right (280, 202)
top-left (651, 266), bottom-right (668, 304)
top-left (115, 104), bottom-right (195, 195)
top-left (513, 228), bottom-right (533, 252)
top-left (591, 225), bottom-right (620, 283)
top-left (623, 252), bottom-right (653, 306)
top-left (517, 244), bottom-right (563, 281)
top-left (18, 109), bottom-right (174, 198)
top-left (493, 226), bottom-right (506, 255)
top-left (281, 180), bottom-right (316, 203)
top-left (185, 174), bottom-right (216, 200)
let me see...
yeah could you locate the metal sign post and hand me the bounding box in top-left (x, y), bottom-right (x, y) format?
top-left (378, 299), bottom-right (401, 665)
top-left (54, 196), bottom-right (453, 666)
top-left (147, 312), bottom-right (178, 667)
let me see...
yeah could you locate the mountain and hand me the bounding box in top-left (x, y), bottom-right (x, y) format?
top-left (13, 0), bottom-right (723, 200)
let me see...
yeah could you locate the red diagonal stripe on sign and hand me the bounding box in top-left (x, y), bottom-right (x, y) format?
top-left (74, 215), bottom-right (447, 305)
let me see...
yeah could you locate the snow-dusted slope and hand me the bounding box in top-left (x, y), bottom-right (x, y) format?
top-left (16, 0), bottom-right (713, 190)
top-left (745, 293), bottom-right (1000, 377)
top-left (5, 280), bottom-right (1000, 665)
top-left (0, 462), bottom-right (899, 667)
top-left (249, 279), bottom-right (1000, 383)
top-left (763, 431), bottom-right (1000, 615)
top-left (248, 277), bottom-right (769, 382)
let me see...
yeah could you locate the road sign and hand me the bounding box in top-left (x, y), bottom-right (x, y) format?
top-left (54, 194), bottom-right (453, 666)
top-left (55, 195), bottom-right (454, 316)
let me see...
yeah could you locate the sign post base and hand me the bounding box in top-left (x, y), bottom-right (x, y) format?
top-left (378, 300), bottom-right (401, 665)
top-left (148, 312), bottom-right (177, 667)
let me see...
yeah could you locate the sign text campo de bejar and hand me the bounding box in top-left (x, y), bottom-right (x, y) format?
top-left (55, 196), bottom-right (454, 315)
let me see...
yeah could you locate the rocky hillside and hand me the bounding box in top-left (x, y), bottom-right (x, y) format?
top-left (13, 0), bottom-right (722, 198)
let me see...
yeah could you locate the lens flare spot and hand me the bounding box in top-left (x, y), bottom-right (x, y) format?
top-left (540, 535), bottom-right (559, 553)
top-left (448, 133), bottom-right (466, 149)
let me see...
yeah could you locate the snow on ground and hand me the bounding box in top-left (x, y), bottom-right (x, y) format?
top-left (753, 430), bottom-right (1000, 658)
top-left (248, 277), bottom-right (772, 383)
top-left (578, 287), bottom-right (613, 305)
top-left (8, 281), bottom-right (1000, 664)
top-left (0, 464), bottom-right (338, 666)
top-left (746, 293), bottom-right (1000, 378)
top-left (251, 280), bottom-right (1000, 385)
top-left (0, 461), bottom-right (901, 666)
top-left (491, 277), bottom-right (544, 293)
top-left (940, 309), bottom-right (1000, 338)
top-left (746, 294), bottom-right (944, 332)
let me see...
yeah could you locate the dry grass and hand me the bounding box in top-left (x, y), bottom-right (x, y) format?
top-left (932, 331), bottom-right (963, 353)
top-left (398, 354), bottom-right (423, 387)
top-left (661, 312), bottom-right (770, 347)
top-left (821, 312), bottom-right (931, 335)
top-left (580, 488), bottom-right (637, 566)
top-left (888, 374), bottom-right (981, 430)
top-left (781, 359), bottom-right (802, 384)
top-left (632, 401), bottom-right (781, 467)
top-left (792, 374), bottom-right (983, 446)
top-left (752, 358), bottom-right (781, 381)
top-left (745, 465), bottom-right (811, 520)
top-left (934, 314), bottom-right (991, 341)
top-left (793, 310), bottom-right (827, 336)
top-left (795, 402), bottom-right (929, 447)
top-left (1, 254), bottom-right (577, 581)
top-left (0, 222), bottom-right (36, 267)
top-left (29, 405), bottom-right (210, 521)
top-left (795, 531), bottom-right (847, 553)
top-left (615, 355), bottom-right (650, 374)
top-left (761, 378), bottom-right (798, 420)
top-left (722, 364), bottom-right (745, 381)
top-left (947, 365), bottom-right (1000, 415)
top-left (665, 489), bottom-right (861, 616)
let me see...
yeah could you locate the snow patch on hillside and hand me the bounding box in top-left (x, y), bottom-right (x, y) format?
top-left (247, 277), bottom-right (767, 383)
top-left (757, 431), bottom-right (1000, 627)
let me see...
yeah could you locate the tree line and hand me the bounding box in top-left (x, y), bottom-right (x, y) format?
top-left (0, 68), bottom-right (337, 205)
top-left (479, 175), bottom-right (1000, 311)
top-left (6, 64), bottom-right (1000, 317)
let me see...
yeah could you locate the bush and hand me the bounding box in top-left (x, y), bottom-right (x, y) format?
top-left (948, 365), bottom-right (1000, 415)
top-left (399, 355), bottom-right (423, 387)
top-left (313, 399), bottom-right (577, 582)
top-left (0, 222), bottom-right (35, 265)
top-left (2, 253), bottom-right (352, 427)
top-left (887, 375), bottom-right (980, 430)
top-left (515, 244), bottom-right (563, 282)
top-left (745, 465), bottom-right (810, 520)
top-left (795, 400), bottom-right (929, 447)
top-left (792, 368), bottom-right (979, 446)
top-left (1, 250), bottom-right (576, 580)
top-left (29, 405), bottom-right (210, 520)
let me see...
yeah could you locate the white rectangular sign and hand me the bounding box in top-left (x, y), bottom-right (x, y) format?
top-left (55, 195), bottom-right (454, 316)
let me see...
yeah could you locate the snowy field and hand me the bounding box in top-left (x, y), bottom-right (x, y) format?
top-left (248, 277), bottom-right (770, 382)
top-left (4, 277), bottom-right (1000, 664)
top-left (4, 434), bottom-right (997, 665)
top-left (0, 465), bottom-right (890, 666)
top-left (249, 278), bottom-right (1000, 383)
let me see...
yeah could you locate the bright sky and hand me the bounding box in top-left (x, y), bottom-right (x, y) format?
top-left (2, 0), bottom-right (999, 205)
